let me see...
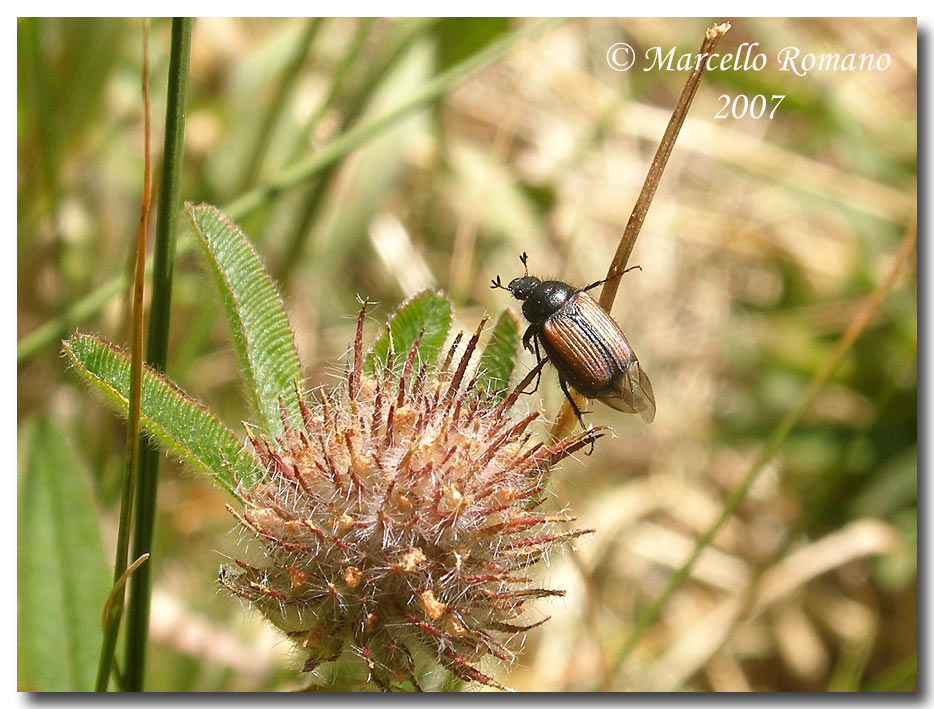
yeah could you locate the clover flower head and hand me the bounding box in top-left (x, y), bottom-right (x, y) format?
top-left (220, 305), bottom-right (601, 690)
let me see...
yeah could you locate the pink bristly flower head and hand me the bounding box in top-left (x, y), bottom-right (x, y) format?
top-left (220, 304), bottom-right (602, 691)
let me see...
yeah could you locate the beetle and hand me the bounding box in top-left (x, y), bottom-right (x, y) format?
top-left (491, 252), bottom-right (655, 428)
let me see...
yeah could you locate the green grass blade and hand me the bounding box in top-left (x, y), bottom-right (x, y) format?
top-left (187, 203), bottom-right (303, 437)
top-left (223, 18), bottom-right (559, 221)
top-left (15, 20), bottom-right (557, 364)
top-left (435, 17), bottom-right (511, 69)
top-left (63, 333), bottom-right (258, 495)
top-left (274, 17), bottom-right (377, 288)
top-left (366, 291), bottom-right (453, 376)
top-left (476, 309), bottom-right (520, 398)
top-left (607, 224), bottom-right (917, 686)
top-left (17, 264), bottom-right (134, 363)
top-left (862, 655), bottom-right (917, 692)
top-left (237, 17), bottom-right (321, 193)
top-left (17, 418), bottom-right (111, 691)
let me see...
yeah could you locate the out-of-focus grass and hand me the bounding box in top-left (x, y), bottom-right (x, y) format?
top-left (18, 18), bottom-right (915, 691)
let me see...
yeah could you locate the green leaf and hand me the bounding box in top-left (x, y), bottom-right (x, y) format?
top-left (435, 18), bottom-right (511, 70)
top-left (63, 333), bottom-right (258, 495)
top-left (366, 291), bottom-right (452, 376)
top-left (17, 418), bottom-right (110, 691)
top-left (477, 309), bottom-right (521, 398)
top-left (186, 203), bottom-right (303, 437)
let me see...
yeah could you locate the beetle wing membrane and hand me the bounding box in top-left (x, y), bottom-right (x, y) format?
top-left (497, 263), bottom-right (657, 426)
top-left (602, 359), bottom-right (656, 423)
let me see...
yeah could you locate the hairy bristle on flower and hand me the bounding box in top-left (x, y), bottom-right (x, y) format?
top-left (220, 304), bottom-right (602, 690)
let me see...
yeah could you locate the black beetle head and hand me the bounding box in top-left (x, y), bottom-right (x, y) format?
top-left (506, 275), bottom-right (541, 301)
top-left (491, 251), bottom-right (542, 300)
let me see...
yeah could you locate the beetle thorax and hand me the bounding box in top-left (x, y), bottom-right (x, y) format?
top-left (522, 280), bottom-right (576, 324)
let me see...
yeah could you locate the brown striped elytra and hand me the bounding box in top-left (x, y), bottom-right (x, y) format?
top-left (491, 252), bottom-right (655, 428)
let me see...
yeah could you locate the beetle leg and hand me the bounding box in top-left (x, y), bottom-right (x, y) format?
top-left (580, 277), bottom-right (609, 293)
top-left (518, 326), bottom-right (543, 395)
top-left (521, 324), bottom-right (544, 395)
top-left (557, 376), bottom-right (595, 455)
top-left (522, 324), bottom-right (536, 353)
top-left (580, 265), bottom-right (643, 293)
top-left (558, 376), bottom-right (586, 427)
top-left (526, 336), bottom-right (543, 395)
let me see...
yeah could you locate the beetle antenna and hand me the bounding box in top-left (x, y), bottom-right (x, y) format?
top-left (490, 275), bottom-right (507, 290)
top-left (519, 251), bottom-right (529, 276)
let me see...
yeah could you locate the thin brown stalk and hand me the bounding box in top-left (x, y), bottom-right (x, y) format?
top-left (95, 19), bottom-right (152, 691)
top-left (551, 21), bottom-right (731, 439)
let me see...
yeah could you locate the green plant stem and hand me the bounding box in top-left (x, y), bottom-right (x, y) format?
top-left (123, 17), bottom-right (192, 692)
top-left (21, 19), bottom-right (62, 280)
top-left (861, 655), bottom-right (917, 692)
top-left (274, 17), bottom-right (380, 287)
top-left (20, 18), bottom-right (556, 364)
top-left (607, 221), bottom-right (917, 686)
top-left (224, 18), bottom-right (558, 221)
top-left (95, 19), bottom-right (153, 692)
top-left (236, 18), bottom-right (321, 194)
top-left (287, 18), bottom-right (378, 161)
top-left (19, 267), bottom-right (132, 362)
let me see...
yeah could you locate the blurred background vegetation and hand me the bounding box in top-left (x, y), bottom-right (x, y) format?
top-left (17, 17), bottom-right (916, 691)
